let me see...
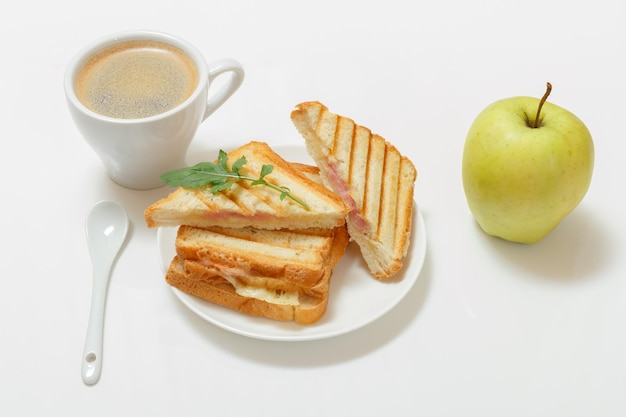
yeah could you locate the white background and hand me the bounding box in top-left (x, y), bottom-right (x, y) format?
top-left (2, 0), bottom-right (625, 416)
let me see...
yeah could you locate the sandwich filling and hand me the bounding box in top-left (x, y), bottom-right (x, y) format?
top-left (206, 261), bottom-right (301, 306)
top-left (221, 275), bottom-right (300, 306)
top-left (327, 160), bottom-right (370, 233)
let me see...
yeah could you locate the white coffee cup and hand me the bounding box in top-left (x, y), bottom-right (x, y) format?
top-left (64, 30), bottom-right (244, 190)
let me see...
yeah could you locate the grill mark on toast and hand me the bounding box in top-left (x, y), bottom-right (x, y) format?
top-left (349, 120), bottom-right (357, 190)
top-left (238, 179), bottom-right (280, 211)
top-left (376, 143), bottom-right (387, 239)
top-left (335, 116), bottom-right (354, 184)
top-left (351, 125), bottom-right (370, 213)
top-left (331, 110), bottom-right (340, 157)
top-left (363, 134), bottom-right (384, 237)
top-left (362, 132), bottom-right (373, 230)
top-left (394, 159), bottom-right (416, 256)
top-left (377, 143), bottom-right (389, 241)
top-left (314, 104), bottom-right (324, 139)
top-left (218, 180), bottom-right (275, 214)
top-left (392, 156), bottom-right (404, 256)
top-left (379, 143), bottom-right (401, 245)
top-left (205, 160), bottom-right (302, 216)
top-left (194, 187), bottom-right (254, 216)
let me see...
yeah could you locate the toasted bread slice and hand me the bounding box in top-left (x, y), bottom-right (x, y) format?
top-left (166, 257), bottom-right (331, 324)
top-left (174, 225), bottom-right (348, 288)
top-left (291, 101), bottom-right (417, 280)
top-left (144, 141), bottom-right (349, 230)
top-left (166, 224), bottom-right (349, 324)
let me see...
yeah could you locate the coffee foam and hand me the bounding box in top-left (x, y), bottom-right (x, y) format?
top-left (75, 40), bottom-right (199, 119)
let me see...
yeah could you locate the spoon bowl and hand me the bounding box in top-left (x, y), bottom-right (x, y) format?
top-left (82, 200), bottom-right (129, 385)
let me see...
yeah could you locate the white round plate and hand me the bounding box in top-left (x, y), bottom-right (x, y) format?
top-left (156, 145), bottom-right (427, 341)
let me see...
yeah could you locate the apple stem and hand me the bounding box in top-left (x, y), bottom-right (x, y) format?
top-left (533, 82), bottom-right (552, 128)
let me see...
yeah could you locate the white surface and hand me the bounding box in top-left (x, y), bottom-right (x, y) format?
top-left (2, 1), bottom-right (625, 416)
top-left (158, 199), bottom-right (426, 341)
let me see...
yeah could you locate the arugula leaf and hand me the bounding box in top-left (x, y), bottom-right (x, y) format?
top-left (160, 150), bottom-right (310, 210)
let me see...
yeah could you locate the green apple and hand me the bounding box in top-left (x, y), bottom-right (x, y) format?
top-left (462, 83), bottom-right (594, 244)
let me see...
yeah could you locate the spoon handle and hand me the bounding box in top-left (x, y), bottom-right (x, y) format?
top-left (81, 267), bottom-right (111, 385)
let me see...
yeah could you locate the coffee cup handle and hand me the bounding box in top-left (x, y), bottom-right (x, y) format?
top-left (203, 59), bottom-right (245, 120)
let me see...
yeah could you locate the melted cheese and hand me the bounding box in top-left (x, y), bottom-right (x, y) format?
top-left (222, 275), bottom-right (299, 306)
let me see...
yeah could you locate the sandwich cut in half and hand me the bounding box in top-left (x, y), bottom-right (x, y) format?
top-left (291, 101), bottom-right (418, 280)
top-left (145, 141), bottom-right (350, 230)
top-left (166, 224), bottom-right (349, 324)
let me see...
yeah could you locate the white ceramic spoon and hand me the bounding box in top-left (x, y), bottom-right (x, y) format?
top-left (81, 200), bottom-right (129, 385)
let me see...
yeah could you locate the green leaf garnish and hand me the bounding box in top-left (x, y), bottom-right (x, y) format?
top-left (160, 150), bottom-right (310, 210)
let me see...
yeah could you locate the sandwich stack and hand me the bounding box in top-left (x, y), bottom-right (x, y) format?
top-left (146, 141), bottom-right (350, 324)
top-left (166, 225), bottom-right (348, 324)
